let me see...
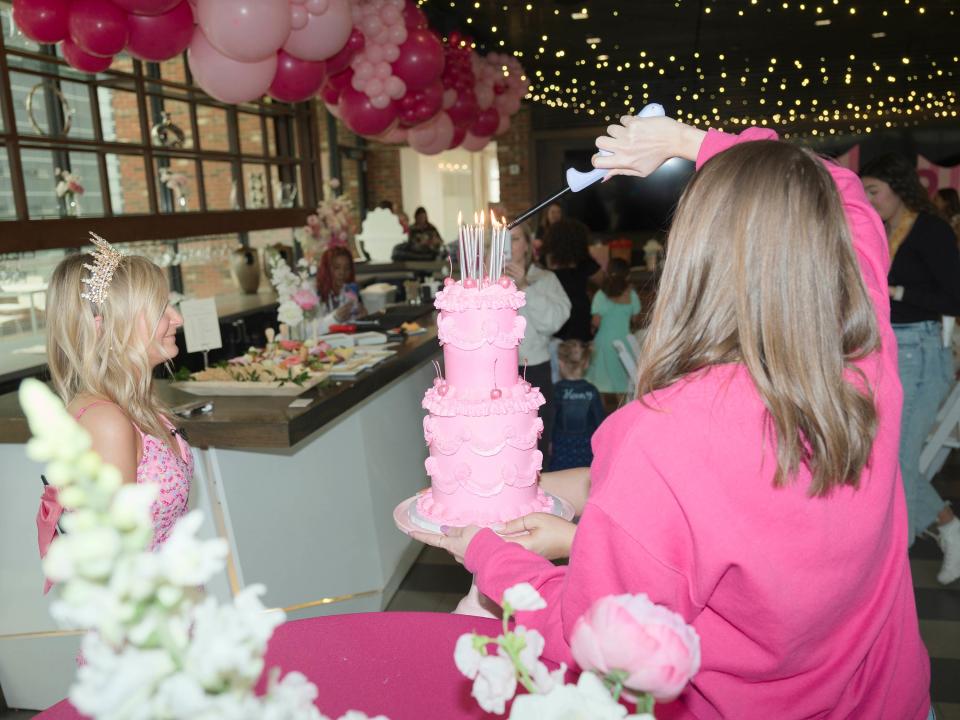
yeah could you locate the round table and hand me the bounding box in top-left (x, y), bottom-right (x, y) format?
top-left (34, 612), bottom-right (515, 719)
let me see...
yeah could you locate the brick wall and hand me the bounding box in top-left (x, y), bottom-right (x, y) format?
top-left (495, 105), bottom-right (534, 221)
top-left (365, 141), bottom-right (403, 212)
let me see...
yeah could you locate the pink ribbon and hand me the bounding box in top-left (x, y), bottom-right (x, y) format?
top-left (37, 485), bottom-right (63, 594)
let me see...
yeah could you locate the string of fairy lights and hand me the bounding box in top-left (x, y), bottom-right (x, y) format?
top-left (417, 0), bottom-right (958, 137)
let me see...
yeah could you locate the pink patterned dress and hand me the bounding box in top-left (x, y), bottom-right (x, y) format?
top-left (37, 402), bottom-right (192, 593)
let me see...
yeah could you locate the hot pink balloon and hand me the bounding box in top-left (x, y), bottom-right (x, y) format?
top-left (69, 0), bottom-right (129, 57)
top-left (402, 1), bottom-right (427, 29)
top-left (339, 85), bottom-right (397, 136)
top-left (283, 0), bottom-right (352, 62)
top-left (12, 0), bottom-right (70, 44)
top-left (197, 0), bottom-right (290, 63)
top-left (399, 79), bottom-right (442, 127)
top-left (112, 0), bottom-right (181, 14)
top-left (61, 37), bottom-right (114, 72)
top-left (448, 122), bottom-right (467, 150)
top-left (325, 27), bottom-right (364, 75)
top-left (471, 107), bottom-right (499, 137)
top-left (269, 50), bottom-right (327, 103)
top-left (461, 131), bottom-right (490, 152)
top-left (408, 111), bottom-right (454, 155)
top-left (188, 28), bottom-right (277, 103)
top-left (392, 28), bottom-right (443, 92)
top-left (322, 67), bottom-right (353, 103)
top-left (446, 89), bottom-right (478, 127)
top-left (126, 1), bottom-right (194, 62)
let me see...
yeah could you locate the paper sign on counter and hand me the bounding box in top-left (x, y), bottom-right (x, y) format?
top-left (179, 298), bottom-right (222, 354)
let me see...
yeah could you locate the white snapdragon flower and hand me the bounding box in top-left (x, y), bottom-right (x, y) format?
top-left (508, 672), bottom-right (651, 720)
top-left (109, 484), bottom-right (157, 535)
top-left (503, 583), bottom-right (546, 612)
top-left (70, 634), bottom-right (176, 720)
top-left (260, 670), bottom-right (327, 720)
top-left (184, 586), bottom-right (284, 691)
top-left (150, 672), bottom-right (215, 718)
top-left (44, 525), bottom-right (121, 583)
top-left (472, 655), bottom-right (518, 715)
top-left (278, 300), bottom-right (304, 327)
top-left (50, 579), bottom-right (128, 644)
top-left (338, 712), bottom-right (391, 720)
top-left (156, 511), bottom-right (228, 587)
top-left (454, 634), bottom-right (484, 679)
top-left (528, 660), bottom-right (567, 695)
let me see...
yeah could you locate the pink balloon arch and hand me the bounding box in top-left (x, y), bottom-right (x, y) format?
top-left (12, 0), bottom-right (529, 154)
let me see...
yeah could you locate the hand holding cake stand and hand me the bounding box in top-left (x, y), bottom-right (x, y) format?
top-left (393, 211), bottom-right (575, 617)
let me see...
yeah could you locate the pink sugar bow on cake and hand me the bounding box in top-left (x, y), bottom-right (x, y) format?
top-left (570, 593), bottom-right (701, 702)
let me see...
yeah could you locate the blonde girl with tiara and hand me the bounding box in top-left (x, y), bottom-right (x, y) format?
top-left (37, 235), bottom-right (191, 590)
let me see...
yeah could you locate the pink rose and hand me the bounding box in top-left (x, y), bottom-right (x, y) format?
top-left (292, 288), bottom-right (319, 311)
top-left (570, 594), bottom-right (700, 702)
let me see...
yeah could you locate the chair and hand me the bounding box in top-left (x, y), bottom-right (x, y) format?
top-left (920, 381), bottom-right (960, 482)
top-left (626, 331), bottom-right (644, 361)
top-left (612, 339), bottom-right (638, 395)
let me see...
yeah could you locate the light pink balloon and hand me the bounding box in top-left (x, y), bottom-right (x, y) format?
top-left (386, 75), bottom-right (405, 98)
top-left (355, 60), bottom-right (373, 78)
top-left (325, 101), bottom-right (341, 118)
top-left (366, 43), bottom-right (384, 63)
top-left (370, 93), bottom-right (390, 109)
top-left (367, 78), bottom-right (384, 96)
top-left (388, 24), bottom-right (406, 44)
top-left (283, 0), bottom-right (352, 61)
top-left (376, 124), bottom-right (407, 144)
top-left (442, 88), bottom-right (456, 109)
top-left (197, 0), bottom-right (290, 63)
top-left (383, 44), bottom-right (399, 62)
top-left (475, 83), bottom-right (494, 109)
top-left (188, 27), bottom-right (277, 103)
top-left (305, 0), bottom-right (328, 13)
top-left (495, 112), bottom-right (510, 136)
top-left (290, 5), bottom-right (307, 29)
top-left (408, 111), bottom-right (454, 155)
top-left (382, 5), bottom-right (401, 24)
top-left (461, 131), bottom-right (490, 152)
top-left (375, 62), bottom-right (391, 79)
top-left (362, 15), bottom-right (382, 35)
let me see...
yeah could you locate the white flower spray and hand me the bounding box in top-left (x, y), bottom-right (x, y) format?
top-left (20, 379), bottom-right (384, 720)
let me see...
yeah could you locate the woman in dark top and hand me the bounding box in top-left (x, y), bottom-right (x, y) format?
top-left (862, 154), bottom-right (960, 585)
top-left (542, 218), bottom-right (604, 342)
top-left (407, 207), bottom-right (443, 254)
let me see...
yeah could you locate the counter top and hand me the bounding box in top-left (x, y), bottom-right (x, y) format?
top-left (0, 316), bottom-right (440, 450)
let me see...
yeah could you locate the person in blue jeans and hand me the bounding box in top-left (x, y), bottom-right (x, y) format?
top-left (862, 154), bottom-right (960, 585)
top-left (550, 339), bottom-right (606, 471)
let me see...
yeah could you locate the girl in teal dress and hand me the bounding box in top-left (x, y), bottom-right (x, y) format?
top-left (586, 258), bottom-right (642, 393)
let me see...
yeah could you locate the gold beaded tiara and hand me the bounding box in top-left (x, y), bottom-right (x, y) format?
top-left (80, 232), bottom-right (123, 307)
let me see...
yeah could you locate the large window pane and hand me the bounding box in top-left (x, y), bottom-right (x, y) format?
top-left (65, 151), bottom-right (104, 217)
top-left (107, 153), bottom-right (151, 215)
top-left (59, 80), bottom-right (95, 140)
top-left (242, 164), bottom-right (269, 209)
top-left (203, 161), bottom-right (236, 210)
top-left (178, 234), bottom-right (238, 298)
top-left (20, 148), bottom-right (63, 218)
top-left (196, 105), bottom-right (230, 152)
top-left (0, 147), bottom-right (16, 219)
top-left (0, 249), bottom-right (69, 342)
top-left (270, 164), bottom-right (300, 208)
top-left (98, 87), bottom-right (142, 143)
top-left (157, 158), bottom-right (199, 212)
top-left (238, 113), bottom-right (264, 157)
top-left (150, 99), bottom-right (193, 150)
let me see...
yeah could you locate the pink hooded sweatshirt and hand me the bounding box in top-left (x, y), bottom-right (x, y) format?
top-left (465, 128), bottom-right (930, 719)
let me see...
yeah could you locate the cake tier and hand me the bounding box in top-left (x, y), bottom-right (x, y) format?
top-left (434, 277), bottom-right (526, 313)
top-left (419, 410), bottom-right (550, 525)
top-left (416, 484), bottom-right (554, 526)
top-left (423, 381), bottom-right (545, 417)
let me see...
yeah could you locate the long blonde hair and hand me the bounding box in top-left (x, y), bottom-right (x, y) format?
top-left (637, 140), bottom-right (880, 496)
top-left (47, 252), bottom-right (172, 441)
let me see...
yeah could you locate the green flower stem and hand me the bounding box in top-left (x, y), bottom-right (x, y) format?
top-left (636, 694), bottom-right (656, 715)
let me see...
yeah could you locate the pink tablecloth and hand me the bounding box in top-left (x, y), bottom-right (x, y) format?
top-left (35, 612), bottom-right (509, 720)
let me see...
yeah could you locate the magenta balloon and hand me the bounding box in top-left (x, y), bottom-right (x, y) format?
top-left (61, 37), bottom-right (114, 72)
top-left (325, 27), bottom-right (364, 75)
top-left (448, 122), bottom-right (466, 150)
top-left (197, 0), bottom-right (290, 63)
top-left (446, 89), bottom-right (478, 127)
top-left (402, 1), bottom-right (427, 29)
top-left (471, 106), bottom-right (498, 137)
top-left (126, 1), bottom-right (194, 61)
top-left (12, 0), bottom-right (70, 44)
top-left (269, 50), bottom-right (327, 103)
top-left (112, 0), bottom-right (181, 14)
top-left (322, 67), bottom-right (353, 103)
top-left (282, 0), bottom-right (352, 62)
top-left (339, 86), bottom-right (397, 136)
top-left (69, 0), bottom-right (129, 57)
top-left (187, 28), bottom-right (277, 103)
top-left (392, 28), bottom-right (443, 92)
top-left (461, 131), bottom-right (490, 152)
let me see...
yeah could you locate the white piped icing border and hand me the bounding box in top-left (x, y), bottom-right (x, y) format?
top-left (434, 280), bottom-right (526, 312)
top-left (423, 384), bottom-right (546, 417)
top-left (424, 416), bottom-right (544, 456)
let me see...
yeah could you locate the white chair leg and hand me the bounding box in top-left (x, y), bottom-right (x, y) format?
top-left (920, 381), bottom-right (960, 482)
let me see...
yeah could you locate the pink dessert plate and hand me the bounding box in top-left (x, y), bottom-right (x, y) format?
top-left (393, 489), bottom-right (575, 537)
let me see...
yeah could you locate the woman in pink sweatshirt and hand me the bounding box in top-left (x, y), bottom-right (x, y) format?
top-left (412, 118), bottom-right (930, 719)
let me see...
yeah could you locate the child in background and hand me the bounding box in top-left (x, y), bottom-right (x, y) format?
top-left (586, 258), bottom-right (641, 393)
top-left (550, 339), bottom-right (606, 471)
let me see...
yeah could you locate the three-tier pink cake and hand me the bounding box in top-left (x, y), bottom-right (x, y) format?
top-left (415, 276), bottom-right (554, 526)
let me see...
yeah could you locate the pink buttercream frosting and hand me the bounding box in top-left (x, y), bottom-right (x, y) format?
top-left (423, 383), bottom-right (545, 417)
top-left (434, 279), bottom-right (526, 312)
top-left (416, 486), bottom-right (554, 526)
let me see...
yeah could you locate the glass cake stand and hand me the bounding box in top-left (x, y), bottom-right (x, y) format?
top-left (393, 490), bottom-right (575, 618)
